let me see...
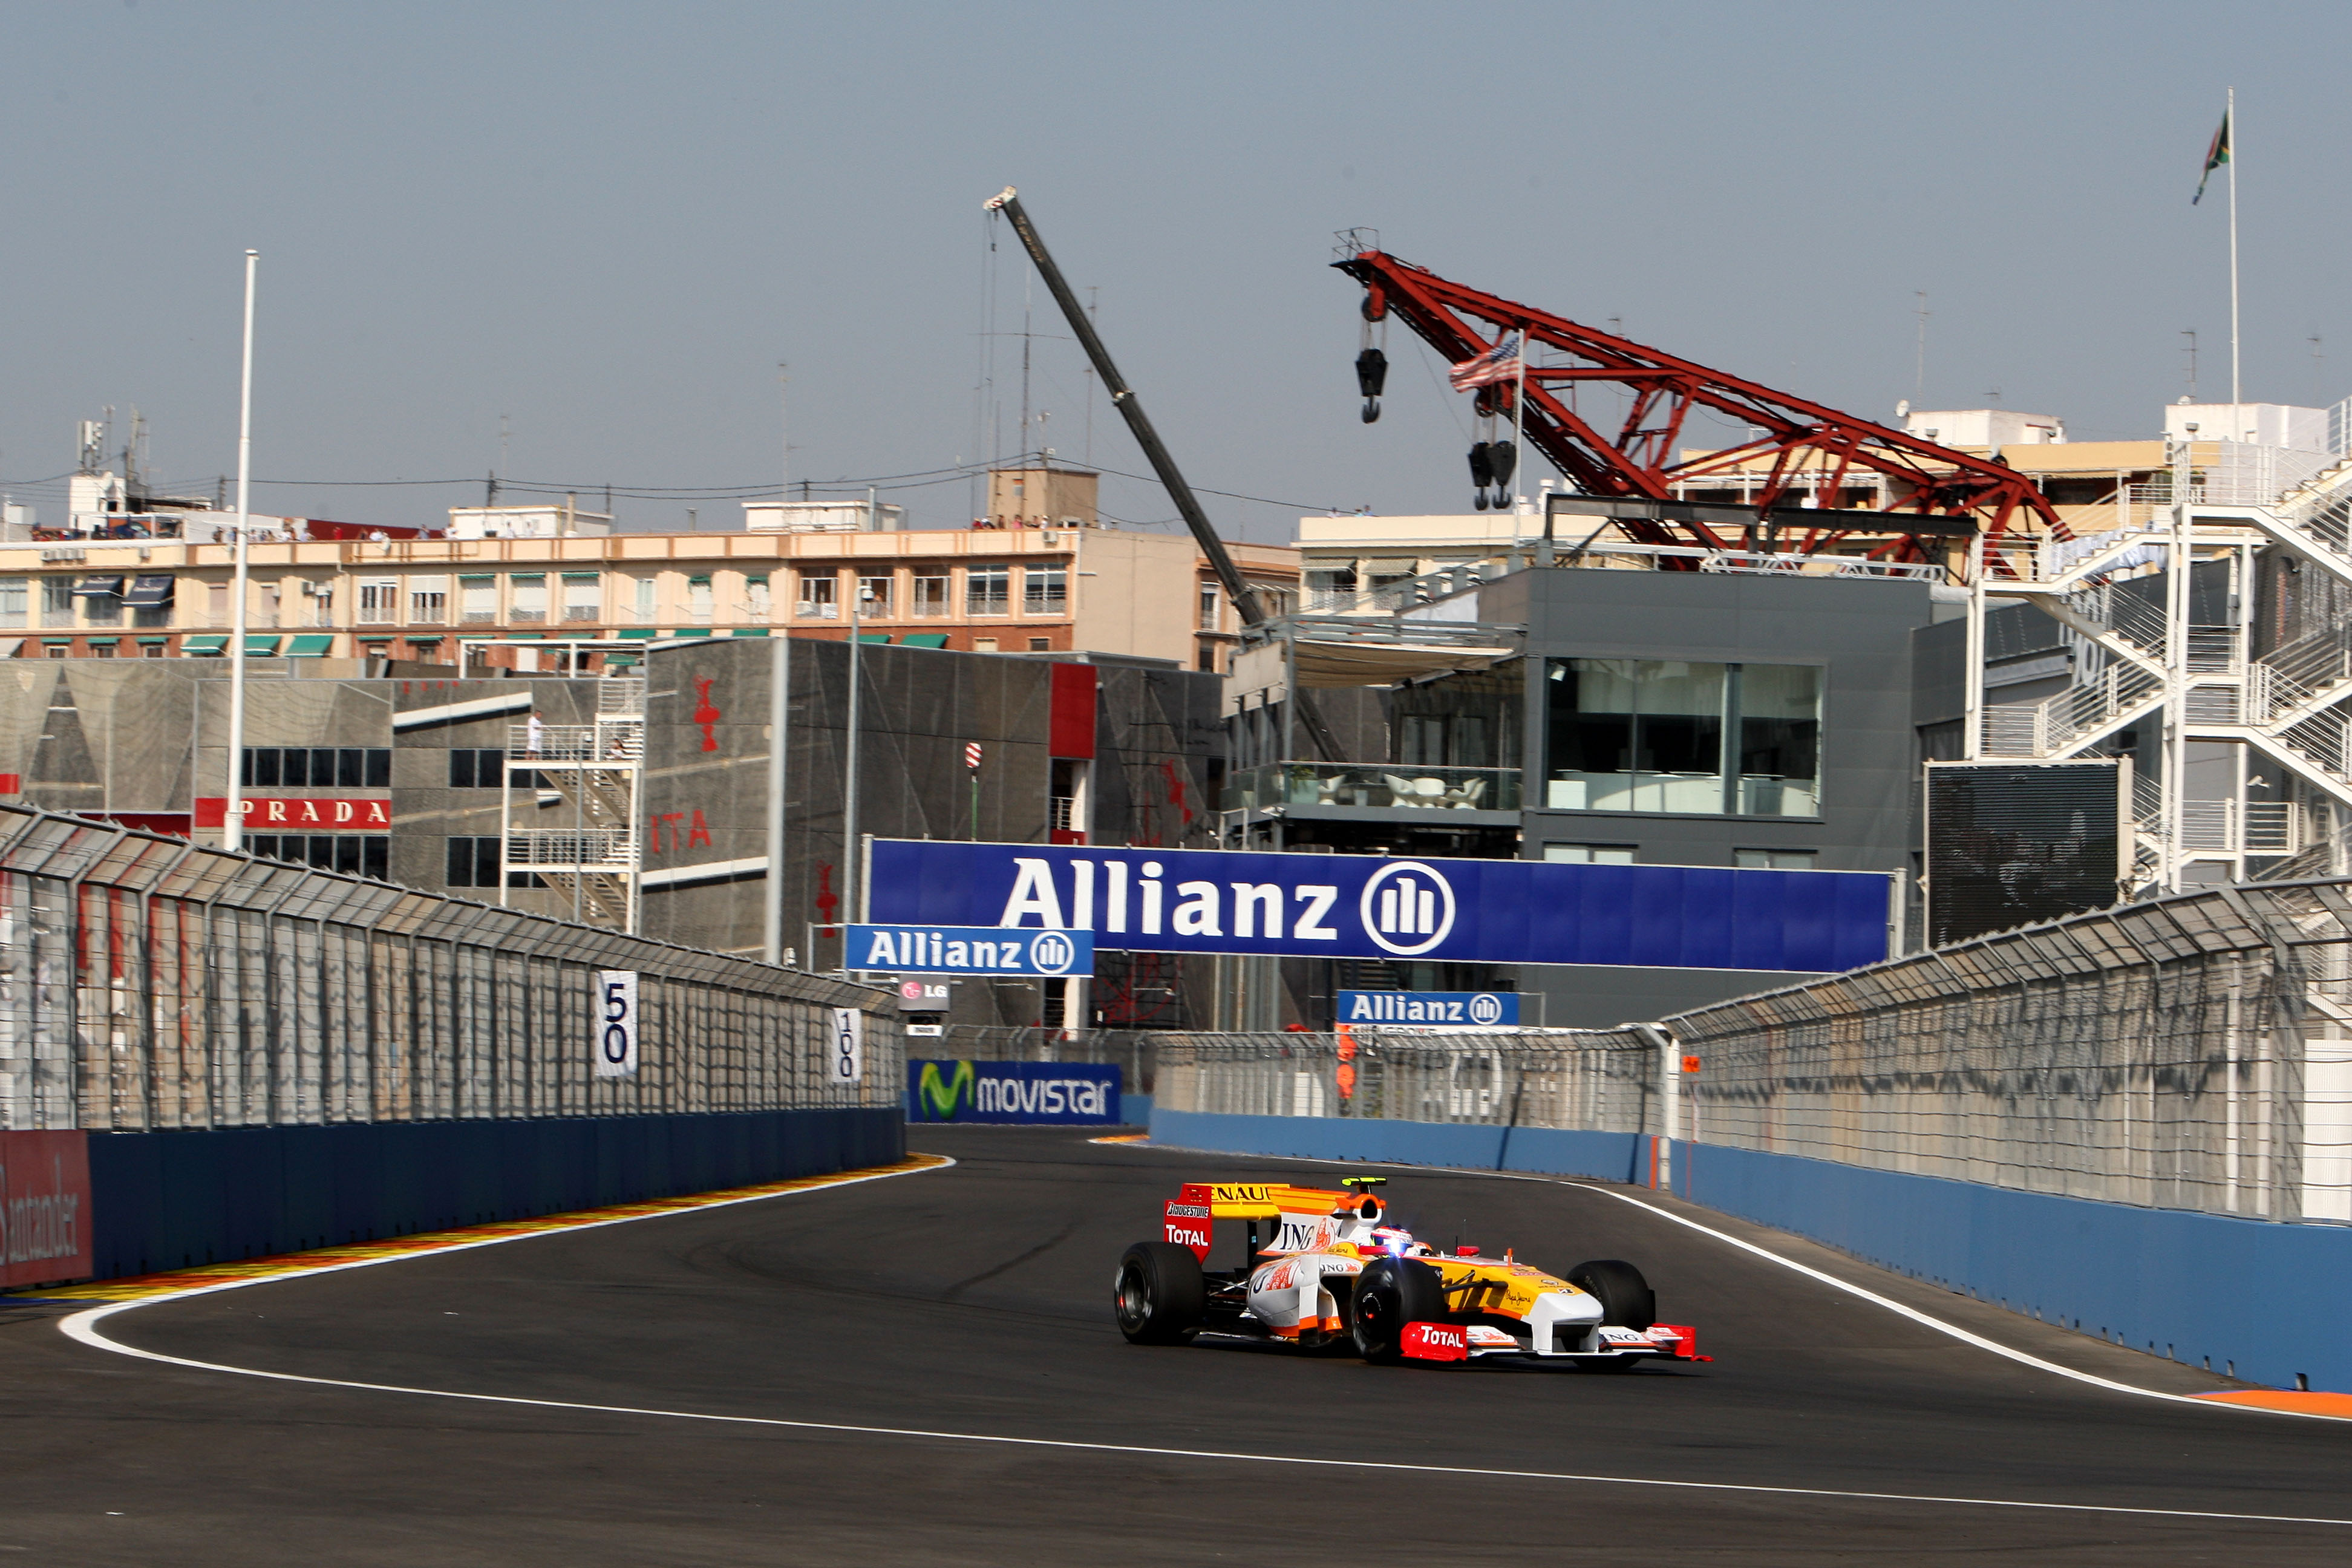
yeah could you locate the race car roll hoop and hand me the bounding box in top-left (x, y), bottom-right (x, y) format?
top-left (1115, 1177), bottom-right (1707, 1368)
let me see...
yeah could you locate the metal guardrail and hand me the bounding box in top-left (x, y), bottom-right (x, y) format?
top-left (0, 806), bottom-right (897, 1132)
top-left (1151, 879), bottom-right (2352, 1225)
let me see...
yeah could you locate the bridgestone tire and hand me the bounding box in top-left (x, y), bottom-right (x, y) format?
top-left (1351, 1256), bottom-right (1448, 1364)
top-left (1116, 1242), bottom-right (1206, 1345)
top-left (1568, 1258), bottom-right (1656, 1333)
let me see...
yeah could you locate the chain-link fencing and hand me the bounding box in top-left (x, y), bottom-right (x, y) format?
top-left (1145, 880), bottom-right (2352, 1225)
top-left (0, 807), bottom-right (900, 1132)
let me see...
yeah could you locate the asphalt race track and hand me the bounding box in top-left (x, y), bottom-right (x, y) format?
top-left (4, 1127), bottom-right (2350, 1565)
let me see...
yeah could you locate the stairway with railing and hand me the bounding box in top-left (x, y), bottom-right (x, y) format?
top-left (501, 679), bottom-right (646, 930)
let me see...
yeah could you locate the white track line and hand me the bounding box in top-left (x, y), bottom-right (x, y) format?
top-left (1128, 1140), bottom-right (2352, 1425)
top-left (48, 1310), bottom-right (2352, 1530)
top-left (51, 1144), bottom-right (2352, 1531)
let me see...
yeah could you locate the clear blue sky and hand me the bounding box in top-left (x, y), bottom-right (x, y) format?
top-left (1, 1), bottom-right (2341, 540)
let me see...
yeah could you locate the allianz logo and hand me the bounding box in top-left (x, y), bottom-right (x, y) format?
top-left (996, 855), bottom-right (1457, 957)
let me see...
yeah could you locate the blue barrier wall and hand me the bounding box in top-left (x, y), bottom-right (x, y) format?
top-left (1149, 1108), bottom-right (2352, 1393)
top-left (85, 1107), bottom-right (903, 1281)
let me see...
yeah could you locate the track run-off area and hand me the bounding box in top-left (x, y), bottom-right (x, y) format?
top-left (3, 1127), bottom-right (2350, 1564)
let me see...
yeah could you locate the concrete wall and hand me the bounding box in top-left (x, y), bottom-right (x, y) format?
top-left (1150, 1108), bottom-right (2352, 1393)
top-left (85, 1106), bottom-right (902, 1281)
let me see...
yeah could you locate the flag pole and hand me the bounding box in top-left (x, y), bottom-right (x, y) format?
top-left (2228, 85), bottom-right (2239, 407)
top-left (1512, 325), bottom-right (1528, 515)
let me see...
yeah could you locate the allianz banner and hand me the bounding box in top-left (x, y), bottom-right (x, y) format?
top-left (907, 1060), bottom-right (1124, 1125)
top-left (869, 840), bottom-right (1890, 973)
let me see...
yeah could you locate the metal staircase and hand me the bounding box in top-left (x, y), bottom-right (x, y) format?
top-left (498, 678), bottom-right (645, 930)
top-left (1973, 451), bottom-right (2352, 888)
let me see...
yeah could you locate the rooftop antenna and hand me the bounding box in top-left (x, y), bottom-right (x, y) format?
top-left (1913, 292), bottom-right (1930, 404)
top-left (2182, 330), bottom-right (2198, 402)
top-left (2311, 333), bottom-right (2325, 405)
top-left (777, 362), bottom-right (789, 510)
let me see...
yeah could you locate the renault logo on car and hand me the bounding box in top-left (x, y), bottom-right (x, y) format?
top-left (1359, 861), bottom-right (1456, 957)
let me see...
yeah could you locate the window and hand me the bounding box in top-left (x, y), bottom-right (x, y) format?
top-left (687, 575), bottom-right (714, 622)
top-left (358, 579), bottom-right (399, 624)
top-left (90, 642), bottom-right (115, 658)
top-left (967, 565), bottom-right (1010, 616)
top-left (0, 579), bottom-right (24, 628)
top-left (858, 573), bottom-right (892, 618)
top-left (449, 748), bottom-right (506, 788)
top-left (1734, 849), bottom-right (1817, 869)
top-left (142, 642), bottom-right (166, 658)
top-left (911, 571), bottom-right (949, 618)
top-left (632, 577), bottom-right (655, 622)
top-left (79, 579), bottom-right (123, 626)
top-left (445, 835), bottom-right (542, 889)
top-left (796, 572), bottom-right (837, 619)
top-left (1024, 565), bottom-right (1067, 616)
top-left (241, 747), bottom-right (391, 788)
top-left (42, 579), bottom-right (75, 629)
top-left (250, 834), bottom-right (390, 881)
top-left (410, 578), bottom-right (447, 625)
top-left (510, 573), bottom-right (547, 622)
top-left (561, 573), bottom-right (600, 622)
top-left (459, 575), bottom-right (497, 624)
top-left (1198, 582), bottom-right (1220, 632)
top-left (1544, 843), bottom-right (1636, 863)
top-left (1305, 567), bottom-right (1357, 611)
top-left (209, 583), bottom-right (230, 626)
top-left (45, 644), bottom-right (67, 659)
top-left (744, 573), bottom-right (771, 621)
top-left (1028, 637), bottom-right (1051, 652)
top-left (1544, 658), bottom-right (1820, 817)
top-left (973, 637), bottom-right (999, 653)
top-left (260, 585), bottom-right (281, 629)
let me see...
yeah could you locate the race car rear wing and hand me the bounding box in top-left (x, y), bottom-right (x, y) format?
top-left (1164, 1180), bottom-right (1384, 1263)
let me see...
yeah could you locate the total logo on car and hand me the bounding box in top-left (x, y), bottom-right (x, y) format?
top-left (1112, 1176), bottom-right (1707, 1369)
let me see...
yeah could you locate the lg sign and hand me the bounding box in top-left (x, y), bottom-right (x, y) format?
top-left (867, 840), bottom-right (1896, 973)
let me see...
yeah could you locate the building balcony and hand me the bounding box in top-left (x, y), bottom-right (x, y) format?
top-left (1221, 761), bottom-right (1522, 815)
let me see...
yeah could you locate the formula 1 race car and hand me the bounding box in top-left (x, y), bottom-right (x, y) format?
top-left (1116, 1177), bottom-right (1705, 1369)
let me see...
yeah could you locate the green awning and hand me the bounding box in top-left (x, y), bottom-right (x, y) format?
top-left (136, 636), bottom-right (169, 645)
top-left (730, 628), bottom-right (770, 637)
top-left (505, 632), bottom-right (546, 639)
top-left (603, 653), bottom-right (639, 667)
top-left (404, 635), bottom-right (445, 645)
top-left (900, 633), bottom-right (950, 649)
top-left (617, 629), bottom-right (660, 639)
top-left (181, 635), bottom-right (228, 653)
top-left (244, 635), bottom-right (282, 656)
top-left (83, 636), bottom-right (120, 646)
top-left (41, 637), bottom-right (76, 646)
top-left (858, 632), bottom-right (892, 644)
top-left (285, 634), bottom-right (335, 656)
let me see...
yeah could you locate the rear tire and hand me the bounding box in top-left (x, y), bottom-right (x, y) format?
top-left (1567, 1258), bottom-right (1656, 1333)
top-left (1115, 1242), bottom-right (1206, 1345)
top-left (1351, 1256), bottom-right (1448, 1364)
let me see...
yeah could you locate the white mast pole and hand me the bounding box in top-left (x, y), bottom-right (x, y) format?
top-left (2228, 85), bottom-right (2240, 407)
top-left (223, 249), bottom-right (258, 852)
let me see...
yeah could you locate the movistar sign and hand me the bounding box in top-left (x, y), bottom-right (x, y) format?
top-left (866, 841), bottom-right (1892, 973)
top-left (845, 923), bottom-right (1092, 976)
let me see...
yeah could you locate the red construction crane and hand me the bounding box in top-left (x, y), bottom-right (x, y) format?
top-left (1333, 236), bottom-right (2063, 561)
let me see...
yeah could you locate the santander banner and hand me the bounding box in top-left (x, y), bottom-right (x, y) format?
top-left (1, 1131), bottom-right (92, 1289)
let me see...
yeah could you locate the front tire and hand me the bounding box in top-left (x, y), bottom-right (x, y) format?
top-left (1351, 1256), bottom-right (1448, 1364)
top-left (1567, 1258), bottom-right (1656, 1333)
top-left (1115, 1242), bottom-right (1206, 1345)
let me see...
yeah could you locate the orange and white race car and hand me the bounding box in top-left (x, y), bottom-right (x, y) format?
top-left (1116, 1176), bottom-right (1704, 1368)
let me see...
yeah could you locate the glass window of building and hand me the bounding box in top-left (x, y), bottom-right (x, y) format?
top-left (967, 566), bottom-right (1010, 616)
top-left (743, 573), bottom-right (771, 620)
top-left (1305, 567), bottom-right (1357, 611)
top-left (409, 578), bottom-right (447, 625)
top-left (0, 578), bottom-right (29, 628)
top-left (910, 571), bottom-right (949, 617)
top-left (795, 571), bottom-right (836, 618)
top-left (459, 575), bottom-right (497, 624)
top-left (358, 579), bottom-right (399, 624)
top-left (1734, 848), bottom-right (1817, 869)
top-left (633, 577), bottom-right (656, 622)
top-left (562, 573), bottom-right (601, 622)
top-left (510, 573), bottom-right (548, 623)
top-left (1198, 582), bottom-right (1220, 631)
top-left (687, 574), bottom-right (714, 622)
top-left (1024, 565), bottom-right (1067, 616)
top-left (42, 578), bottom-right (76, 628)
top-left (1545, 658), bottom-right (1820, 817)
top-left (76, 577), bottom-right (123, 626)
top-left (859, 573), bottom-right (892, 617)
top-left (1543, 843), bottom-right (1636, 863)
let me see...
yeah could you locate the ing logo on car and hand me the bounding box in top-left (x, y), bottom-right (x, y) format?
top-left (914, 1060), bottom-right (976, 1120)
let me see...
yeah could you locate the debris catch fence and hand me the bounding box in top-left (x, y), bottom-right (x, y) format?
top-left (0, 808), bottom-right (899, 1132)
top-left (1148, 879), bottom-right (2352, 1224)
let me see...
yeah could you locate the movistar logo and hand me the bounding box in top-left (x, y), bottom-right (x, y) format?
top-left (914, 1060), bottom-right (975, 1120)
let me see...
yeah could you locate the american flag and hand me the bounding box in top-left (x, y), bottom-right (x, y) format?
top-left (1448, 331), bottom-right (1524, 392)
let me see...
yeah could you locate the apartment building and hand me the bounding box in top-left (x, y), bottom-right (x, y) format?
top-left (0, 520), bottom-right (1298, 673)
